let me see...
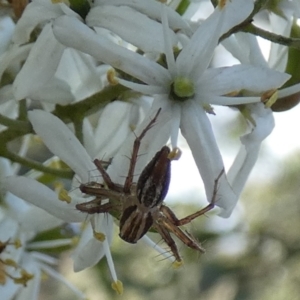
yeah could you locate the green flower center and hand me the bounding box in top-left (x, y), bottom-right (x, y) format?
top-left (170, 77), bottom-right (195, 102)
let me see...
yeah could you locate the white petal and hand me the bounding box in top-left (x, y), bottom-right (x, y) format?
top-left (222, 33), bottom-right (268, 66)
top-left (13, 24), bottom-right (65, 101)
top-left (176, 5), bottom-right (224, 78)
top-left (56, 49), bottom-right (103, 101)
top-left (27, 78), bottom-right (73, 104)
top-left (39, 262), bottom-right (86, 299)
top-left (28, 110), bottom-right (96, 182)
top-left (4, 176), bottom-right (84, 222)
top-left (94, 0), bottom-right (190, 33)
top-left (220, 0), bottom-right (254, 37)
top-left (94, 101), bottom-right (137, 159)
top-left (177, 0), bottom-right (253, 78)
top-left (180, 100), bottom-right (237, 213)
top-left (53, 16), bottom-right (171, 87)
top-left (203, 95), bottom-right (259, 105)
top-left (0, 16), bottom-right (15, 54)
top-left (117, 78), bottom-right (166, 95)
top-left (12, 0), bottom-right (79, 44)
top-left (180, 101), bottom-right (222, 192)
top-left (72, 224), bottom-right (106, 271)
top-left (20, 206), bottom-right (64, 233)
top-left (198, 65), bottom-right (290, 95)
top-left (278, 83), bottom-right (300, 98)
top-left (0, 43), bottom-right (32, 80)
top-left (15, 256), bottom-right (41, 300)
top-left (268, 13), bottom-right (291, 71)
top-left (0, 278), bottom-right (19, 300)
top-left (227, 103), bottom-right (274, 216)
top-left (161, 4), bottom-right (177, 77)
top-left (87, 6), bottom-right (178, 53)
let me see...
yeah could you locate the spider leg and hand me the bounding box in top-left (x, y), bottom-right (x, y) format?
top-left (123, 108), bottom-right (162, 193)
top-left (80, 183), bottom-right (123, 202)
top-left (76, 198), bottom-right (115, 214)
top-left (159, 215), bottom-right (205, 253)
top-left (93, 159), bottom-right (123, 192)
top-left (153, 222), bottom-right (183, 263)
top-left (162, 168), bottom-right (225, 226)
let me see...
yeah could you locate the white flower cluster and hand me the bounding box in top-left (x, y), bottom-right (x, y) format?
top-left (0, 0), bottom-right (299, 297)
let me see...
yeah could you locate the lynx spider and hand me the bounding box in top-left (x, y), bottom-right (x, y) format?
top-left (76, 108), bottom-right (224, 263)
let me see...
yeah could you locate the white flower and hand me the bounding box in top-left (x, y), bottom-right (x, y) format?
top-left (3, 110), bottom-right (122, 290)
top-left (52, 0), bottom-right (290, 216)
top-left (222, 20), bottom-right (300, 207)
top-left (8, 0), bottom-right (107, 103)
top-left (0, 158), bottom-right (85, 299)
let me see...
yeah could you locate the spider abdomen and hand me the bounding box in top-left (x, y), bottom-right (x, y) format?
top-left (119, 205), bottom-right (153, 243)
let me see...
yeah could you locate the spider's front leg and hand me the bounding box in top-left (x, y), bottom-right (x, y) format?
top-left (123, 108), bottom-right (161, 193)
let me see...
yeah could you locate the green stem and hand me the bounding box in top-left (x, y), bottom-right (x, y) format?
top-left (218, 0), bottom-right (300, 50)
top-left (3, 149), bottom-right (74, 179)
top-left (0, 114), bottom-right (31, 131)
top-left (53, 84), bottom-right (128, 122)
top-left (18, 99), bottom-right (27, 121)
top-left (243, 24), bottom-right (300, 49)
top-left (73, 116), bottom-right (84, 144)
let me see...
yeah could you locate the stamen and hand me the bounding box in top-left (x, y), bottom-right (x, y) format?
top-left (93, 231), bottom-right (106, 242)
top-left (55, 182), bottom-right (72, 203)
top-left (107, 68), bottom-right (119, 85)
top-left (13, 269), bottom-right (34, 286)
top-left (168, 147), bottom-right (182, 161)
top-left (58, 189), bottom-right (72, 203)
top-left (3, 258), bottom-right (18, 268)
top-left (262, 90), bottom-right (278, 108)
top-left (14, 239), bottom-right (22, 249)
top-left (111, 280), bottom-right (124, 295)
top-left (218, 0), bottom-right (228, 9)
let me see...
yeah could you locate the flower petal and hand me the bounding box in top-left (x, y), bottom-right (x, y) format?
top-left (180, 100), bottom-right (237, 214)
top-left (72, 216), bottom-right (114, 271)
top-left (198, 65), bottom-right (290, 96)
top-left (12, 0), bottom-right (78, 44)
top-left (220, 0), bottom-right (254, 37)
top-left (13, 24), bottom-right (65, 101)
top-left (227, 103), bottom-right (275, 215)
top-left (4, 176), bottom-right (84, 222)
top-left (28, 110), bottom-right (97, 182)
top-left (94, 0), bottom-right (190, 33)
top-left (177, 0), bottom-right (253, 79)
top-left (52, 15), bottom-right (171, 87)
top-left (87, 6), bottom-right (178, 53)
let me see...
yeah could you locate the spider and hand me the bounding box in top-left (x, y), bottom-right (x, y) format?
top-left (76, 108), bottom-right (224, 263)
